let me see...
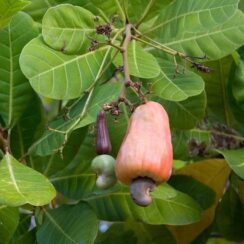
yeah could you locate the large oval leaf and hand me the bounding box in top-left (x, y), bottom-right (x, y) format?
top-left (151, 60), bottom-right (205, 101)
top-left (36, 203), bottom-right (98, 244)
top-left (42, 4), bottom-right (96, 54)
top-left (87, 183), bottom-right (202, 225)
top-left (151, 7), bottom-right (244, 60)
top-left (0, 153), bottom-right (56, 207)
top-left (0, 12), bottom-right (38, 128)
top-left (114, 40), bottom-right (161, 79)
top-left (20, 36), bottom-right (111, 99)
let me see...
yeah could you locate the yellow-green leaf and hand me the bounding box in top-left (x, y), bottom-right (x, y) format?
top-left (0, 153), bottom-right (56, 207)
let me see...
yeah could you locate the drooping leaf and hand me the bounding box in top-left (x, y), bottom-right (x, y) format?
top-left (151, 60), bottom-right (205, 101)
top-left (216, 148), bottom-right (244, 179)
top-left (0, 153), bottom-right (56, 207)
top-left (155, 92), bottom-right (206, 130)
top-left (0, 12), bottom-right (38, 128)
top-left (36, 202), bottom-right (99, 244)
top-left (149, 1), bottom-right (244, 60)
top-left (20, 36), bottom-right (112, 99)
top-left (114, 40), bottom-right (161, 79)
top-left (168, 159), bottom-right (230, 244)
top-left (28, 81), bottom-right (122, 156)
top-left (87, 183), bottom-right (202, 225)
top-left (42, 4), bottom-right (96, 54)
top-left (0, 0), bottom-right (30, 28)
top-left (0, 206), bottom-right (19, 244)
top-left (216, 186), bottom-right (244, 242)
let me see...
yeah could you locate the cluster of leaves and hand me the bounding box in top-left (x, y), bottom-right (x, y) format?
top-left (0, 0), bottom-right (244, 243)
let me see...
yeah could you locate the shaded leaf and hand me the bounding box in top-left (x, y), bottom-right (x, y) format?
top-left (42, 4), bottom-right (96, 54)
top-left (216, 148), bottom-right (244, 179)
top-left (10, 94), bottom-right (46, 159)
top-left (20, 36), bottom-right (111, 99)
top-left (169, 175), bottom-right (216, 210)
top-left (0, 153), bottom-right (56, 207)
top-left (0, 206), bottom-right (19, 244)
top-left (0, 12), bottom-right (38, 128)
top-left (216, 186), bottom-right (244, 242)
top-left (36, 202), bottom-right (99, 244)
top-left (151, 60), bottom-right (205, 101)
top-left (87, 183), bottom-right (202, 225)
top-left (114, 40), bottom-right (161, 78)
top-left (155, 92), bottom-right (206, 130)
top-left (50, 130), bottom-right (96, 199)
top-left (0, 0), bottom-right (29, 28)
top-left (28, 81), bottom-right (122, 156)
top-left (168, 159), bottom-right (230, 244)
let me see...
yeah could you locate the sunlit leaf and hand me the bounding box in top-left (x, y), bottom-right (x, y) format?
top-left (87, 183), bottom-right (202, 225)
top-left (20, 36), bottom-right (112, 99)
top-left (114, 40), bottom-right (161, 78)
top-left (0, 0), bottom-right (29, 28)
top-left (42, 4), bottom-right (96, 54)
top-left (0, 153), bottom-right (56, 207)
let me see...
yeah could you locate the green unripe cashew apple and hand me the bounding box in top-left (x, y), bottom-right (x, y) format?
top-left (91, 154), bottom-right (117, 189)
top-left (115, 101), bottom-right (173, 207)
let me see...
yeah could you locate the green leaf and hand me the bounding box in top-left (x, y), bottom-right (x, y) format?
top-left (0, 0), bottom-right (30, 28)
top-left (114, 40), bottom-right (161, 78)
top-left (96, 221), bottom-right (177, 244)
top-left (28, 81), bottom-right (122, 156)
top-left (0, 12), bottom-right (38, 128)
top-left (24, 0), bottom-right (92, 22)
top-left (87, 183), bottom-right (202, 225)
top-left (168, 159), bottom-right (230, 244)
top-left (216, 148), bottom-right (244, 179)
top-left (0, 153), bottom-right (56, 207)
top-left (42, 4), bottom-right (96, 54)
top-left (151, 60), bottom-right (205, 101)
top-left (36, 202), bottom-right (99, 244)
top-left (50, 129), bottom-right (96, 199)
top-left (155, 92), bottom-right (206, 130)
top-left (10, 94), bottom-right (46, 159)
top-left (151, 6), bottom-right (244, 60)
top-left (20, 35), bottom-right (112, 99)
top-left (0, 206), bottom-right (19, 244)
top-left (169, 175), bottom-right (216, 210)
top-left (216, 186), bottom-right (244, 242)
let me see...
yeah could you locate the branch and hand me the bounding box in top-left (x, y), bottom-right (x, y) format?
top-left (122, 23), bottom-right (133, 83)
